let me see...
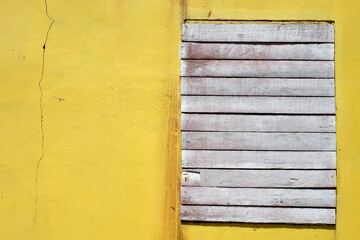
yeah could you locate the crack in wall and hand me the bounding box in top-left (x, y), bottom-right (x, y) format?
top-left (33, 0), bottom-right (55, 229)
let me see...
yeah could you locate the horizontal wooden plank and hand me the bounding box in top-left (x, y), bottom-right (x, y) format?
top-left (180, 205), bottom-right (335, 224)
top-left (181, 170), bottom-right (336, 188)
top-left (181, 96), bottom-right (335, 114)
top-left (182, 150), bottom-right (337, 169)
top-left (181, 187), bottom-right (336, 207)
top-left (181, 77), bottom-right (335, 96)
top-left (182, 24), bottom-right (334, 43)
top-left (181, 43), bottom-right (334, 60)
top-left (181, 60), bottom-right (334, 78)
top-left (182, 132), bottom-right (336, 151)
top-left (181, 114), bottom-right (336, 132)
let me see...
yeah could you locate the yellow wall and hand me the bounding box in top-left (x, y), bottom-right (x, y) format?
top-left (0, 0), bottom-right (182, 239)
top-left (0, 0), bottom-right (360, 239)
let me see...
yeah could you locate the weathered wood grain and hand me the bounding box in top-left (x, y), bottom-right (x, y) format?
top-left (181, 187), bottom-right (336, 207)
top-left (181, 60), bottom-right (334, 78)
top-left (182, 24), bottom-right (335, 43)
top-left (181, 96), bottom-right (335, 114)
top-left (182, 150), bottom-right (337, 169)
top-left (181, 43), bottom-right (334, 60)
top-left (181, 169), bottom-right (336, 188)
top-left (181, 114), bottom-right (336, 132)
top-left (182, 132), bottom-right (336, 151)
top-left (180, 205), bottom-right (335, 224)
top-left (180, 23), bottom-right (337, 226)
top-left (181, 77), bottom-right (335, 96)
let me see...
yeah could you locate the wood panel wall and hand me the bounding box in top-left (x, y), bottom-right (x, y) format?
top-left (180, 23), bottom-right (336, 224)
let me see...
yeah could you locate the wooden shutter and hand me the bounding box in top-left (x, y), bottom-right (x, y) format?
top-left (180, 22), bottom-right (336, 225)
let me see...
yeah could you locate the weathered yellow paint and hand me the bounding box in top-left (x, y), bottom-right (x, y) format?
top-left (0, 0), bottom-right (359, 239)
top-left (0, 0), bottom-right (182, 239)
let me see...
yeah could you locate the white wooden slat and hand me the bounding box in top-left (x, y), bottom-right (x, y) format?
top-left (181, 42), bottom-right (334, 60)
top-left (180, 205), bottom-right (335, 224)
top-left (181, 77), bottom-right (335, 96)
top-left (182, 132), bottom-right (336, 151)
top-left (182, 150), bottom-right (337, 169)
top-left (181, 96), bottom-right (335, 114)
top-left (180, 23), bottom-right (337, 226)
top-left (181, 60), bottom-right (334, 78)
top-left (181, 114), bottom-right (336, 132)
top-left (182, 24), bottom-right (335, 43)
top-left (181, 170), bottom-right (336, 188)
top-left (181, 187), bottom-right (336, 207)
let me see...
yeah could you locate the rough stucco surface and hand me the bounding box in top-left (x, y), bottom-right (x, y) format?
top-left (0, 0), bottom-right (181, 239)
top-left (0, 0), bottom-right (360, 239)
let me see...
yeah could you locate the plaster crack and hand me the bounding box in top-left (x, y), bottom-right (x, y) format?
top-left (33, 0), bottom-right (55, 229)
